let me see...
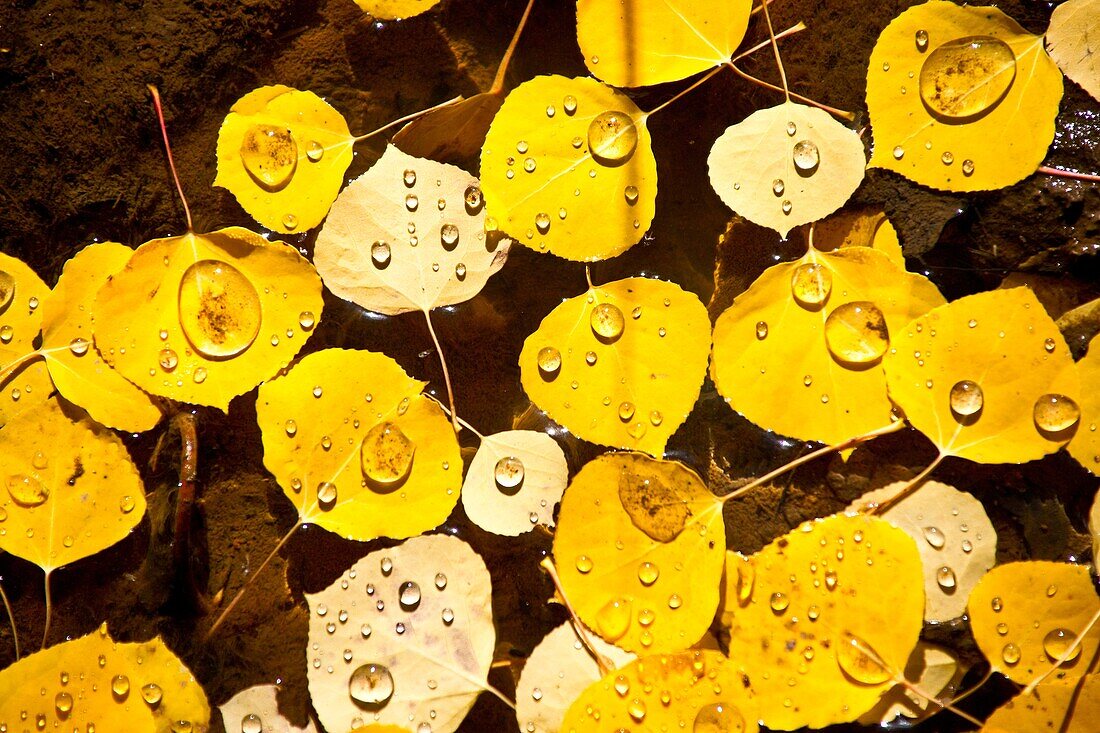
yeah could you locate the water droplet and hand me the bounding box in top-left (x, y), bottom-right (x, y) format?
top-left (405, 193), bottom-right (419, 211)
top-left (835, 633), bottom-right (891, 684)
top-left (791, 263), bottom-right (833, 307)
top-left (919, 36), bottom-right (1017, 119)
top-left (120, 495), bottom-right (136, 513)
top-left (240, 124), bottom-right (297, 188)
top-left (649, 410), bottom-right (663, 426)
top-left (915, 29), bottom-right (929, 50)
top-left (177, 260), bottom-right (261, 358)
top-left (441, 607), bottom-right (455, 625)
top-left (786, 121), bottom-right (797, 136)
top-left (193, 367), bottom-right (207, 384)
top-left (997, 622), bottom-right (1009, 635)
top-left (772, 178), bottom-right (785, 195)
top-left (618, 401), bottom-right (635, 421)
top-left (68, 337), bottom-right (90, 356)
top-left (1047, 584), bottom-right (1058, 597)
top-left (668, 593), bottom-right (683, 609)
top-left (595, 597), bottom-right (632, 640)
top-left (893, 145), bottom-right (905, 160)
top-left (823, 301), bottom-right (889, 363)
top-left (399, 581), bottom-right (421, 610)
top-left (7, 475), bottom-right (47, 507)
top-left (440, 223), bottom-right (459, 248)
top-left (781, 199), bottom-right (793, 215)
top-left (159, 348), bottom-right (178, 371)
top-left (522, 157), bottom-right (536, 173)
top-left (349, 663), bottom-right (394, 705)
top-left (316, 481), bottom-right (337, 509)
top-left (0, 325), bottom-right (12, 343)
top-left (361, 421), bottom-right (416, 488)
top-left (922, 526), bottom-right (946, 549)
top-left (0, 271), bottom-right (14, 311)
top-left (1043, 628), bottom-right (1080, 662)
top-left (403, 169), bottom-right (416, 187)
top-left (936, 566), bottom-right (956, 589)
top-left (1033, 394), bottom-right (1080, 434)
top-left (534, 212), bottom-right (551, 234)
top-left (941, 151), bottom-right (954, 165)
top-left (962, 539), bottom-right (973, 553)
top-left (584, 350), bottom-right (597, 366)
top-left (1002, 642), bottom-right (1021, 665)
top-left (792, 140), bottom-right (820, 173)
top-left (637, 561), bottom-right (659, 586)
top-left (54, 691), bottom-right (73, 715)
top-left (613, 674), bottom-right (630, 697)
top-left (694, 703), bottom-right (743, 733)
top-left (992, 596), bottom-right (1003, 612)
top-left (590, 303), bottom-right (625, 341)
top-left (587, 110), bottom-right (638, 164)
top-left (627, 698), bottom-right (647, 722)
top-left (141, 683), bottom-right (162, 706)
top-left (962, 159), bottom-right (975, 176)
top-left (537, 346), bottom-right (561, 376)
top-left (824, 570), bottom-right (838, 590)
top-left (111, 674), bottom-right (130, 699)
top-left (756, 321), bottom-right (768, 339)
top-left (769, 592), bottom-right (789, 613)
top-left (494, 456), bottom-right (524, 490)
top-left (282, 213), bottom-right (298, 231)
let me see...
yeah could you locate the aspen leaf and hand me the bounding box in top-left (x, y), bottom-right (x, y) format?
top-left (93, 227), bottom-right (323, 411)
top-left (0, 397), bottom-right (145, 573)
top-left (314, 144), bottom-right (510, 315)
top-left (519, 277), bottom-right (710, 456)
top-left (867, 1), bottom-right (1063, 191)
top-left (883, 288), bottom-right (1080, 464)
top-left (481, 75), bottom-right (657, 261)
top-left (576, 0), bottom-right (753, 87)
top-left (807, 207), bottom-right (905, 268)
top-left (215, 85), bottom-right (356, 232)
top-left (722, 514), bottom-right (925, 730)
top-left (1090, 489), bottom-right (1100, 572)
top-left (219, 685), bottom-right (318, 733)
top-left (460, 429), bottom-right (568, 536)
top-left (553, 453), bottom-right (724, 654)
top-left (1047, 0), bottom-right (1100, 102)
top-left (393, 93), bottom-right (503, 167)
top-left (849, 481), bottom-right (996, 623)
top-left (351, 0), bottom-right (439, 20)
top-left (981, 676), bottom-right (1100, 733)
top-left (0, 252), bottom-right (54, 427)
top-left (1067, 333), bottom-right (1100, 476)
top-left (516, 621), bottom-right (636, 733)
top-left (711, 246), bottom-right (945, 445)
top-left (0, 624), bottom-right (208, 733)
top-left (256, 348), bottom-right (460, 541)
top-left (858, 643), bottom-right (963, 726)
top-left (708, 102), bottom-right (866, 238)
top-left (560, 650), bottom-right (760, 733)
top-left (37, 242), bottom-right (161, 432)
top-left (305, 535), bottom-right (494, 733)
top-left (968, 561), bottom-right (1100, 685)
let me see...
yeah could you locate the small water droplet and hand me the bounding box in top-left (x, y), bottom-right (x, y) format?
top-left (936, 566), bottom-right (956, 589)
top-left (962, 159), bottom-right (975, 176)
top-left (637, 561), bottom-right (659, 586)
top-left (756, 321), bottom-right (768, 339)
top-left (317, 481), bottom-right (337, 509)
top-left (399, 581), bottom-right (421, 610)
top-left (111, 674), bottom-right (130, 699)
top-left (141, 683), bottom-right (163, 706)
top-left (618, 401), bottom-right (635, 421)
top-left (769, 592), bottom-right (789, 613)
top-left (595, 597), bottom-right (632, 640)
top-left (922, 526), bottom-right (946, 549)
top-left (537, 346), bottom-right (561, 377)
top-left (915, 29), bottom-right (929, 50)
top-left (893, 145), bottom-right (905, 160)
top-left (1002, 642), bottom-right (1021, 665)
top-left (403, 169), bottom-right (417, 187)
top-left (361, 421), bottom-right (416, 488)
top-left (1034, 393), bottom-right (1080, 434)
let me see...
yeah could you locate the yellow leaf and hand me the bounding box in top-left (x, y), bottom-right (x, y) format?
top-left (256, 348), bottom-right (460, 540)
top-left (0, 624), bottom-right (208, 733)
top-left (519, 277), bottom-right (710, 456)
top-left (1046, 0), bottom-right (1100, 102)
top-left (460, 429), bottom-right (568, 536)
top-left (314, 144), bottom-right (510, 314)
top-left (481, 75), bottom-right (657, 261)
top-left (981, 676), bottom-right (1100, 733)
top-left (214, 85), bottom-right (355, 232)
top-left (37, 242), bottom-right (162, 432)
top-left (351, 0), bottom-right (439, 20)
top-left (516, 621), bottom-right (636, 733)
top-left (867, 0), bottom-right (1063, 191)
top-left (560, 650), bottom-right (760, 733)
top-left (1068, 333), bottom-right (1100, 475)
top-left (967, 561), bottom-right (1100, 685)
top-left (858, 643), bottom-right (963, 726)
top-left (219, 685), bottom-right (318, 733)
top-left (722, 514), bottom-right (925, 730)
top-left (808, 207), bottom-right (905, 268)
top-left (883, 288), bottom-right (1080, 464)
top-left (849, 481), bottom-right (996, 622)
top-left (305, 535), bottom-right (494, 733)
top-left (392, 93), bottom-right (503, 166)
top-left (576, 0), bottom-right (753, 87)
top-left (709, 102), bottom-right (867, 238)
top-left (552, 453), bottom-right (724, 654)
top-left (0, 252), bottom-right (54, 427)
top-left (711, 246), bottom-right (945, 445)
top-left (0, 397), bottom-right (145, 573)
top-left (93, 227), bottom-right (323, 410)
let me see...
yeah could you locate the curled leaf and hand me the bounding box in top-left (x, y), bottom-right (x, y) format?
top-left (392, 93), bottom-right (503, 167)
top-left (807, 207), bottom-right (905, 268)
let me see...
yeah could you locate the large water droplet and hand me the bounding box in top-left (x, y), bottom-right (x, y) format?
top-left (349, 663), bottom-right (394, 706)
top-left (836, 633), bottom-right (892, 684)
top-left (141, 683), bottom-right (163, 706)
top-left (494, 456), bottom-right (524, 491)
top-left (177, 260), bottom-right (262, 358)
top-left (1043, 628), bottom-right (1081, 662)
top-left (68, 337), bottom-right (90, 356)
top-left (7, 474), bottom-right (47, 507)
top-left (936, 566), bottom-right (956, 589)
top-left (0, 271), bottom-right (14, 312)
top-left (537, 346), bottom-right (561, 377)
top-left (399, 581), bottom-right (422, 610)
top-left (769, 592), bottom-right (789, 613)
top-left (919, 36), bottom-right (1017, 120)
top-left (637, 561), bottom-right (659, 586)
top-left (54, 691), bottom-right (73, 716)
top-left (595, 597), bottom-right (632, 640)
top-left (371, 241), bottom-right (391, 268)
top-left (1002, 642), bottom-right (1021, 665)
top-left (440, 223), bottom-right (460, 248)
top-left (922, 526), bottom-right (946, 549)
top-left (240, 125), bottom-right (297, 189)
top-left (791, 263), bottom-right (833, 308)
top-left (949, 380), bottom-right (984, 419)
top-left (792, 140), bottom-right (820, 173)
top-left (590, 303), bottom-right (625, 342)
top-left (1033, 394), bottom-right (1081, 434)
top-left (694, 703), bottom-right (744, 733)
top-left (317, 481), bottom-right (338, 509)
top-left (111, 674), bottom-right (130, 699)
top-left (823, 301), bottom-right (889, 364)
top-left (306, 140), bottom-right (324, 162)
top-left (361, 421), bottom-right (416, 489)
top-left (587, 111), bottom-right (638, 164)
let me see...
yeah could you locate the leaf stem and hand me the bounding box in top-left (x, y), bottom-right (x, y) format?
top-left (0, 576), bottom-right (19, 660)
top-left (732, 22), bottom-right (807, 64)
top-left (1037, 165), bottom-right (1100, 184)
top-left (725, 62), bottom-right (856, 121)
top-left (204, 520), bottom-right (302, 641)
top-left (866, 453), bottom-right (944, 515)
top-left (539, 557), bottom-right (616, 677)
top-left (759, 0), bottom-right (790, 101)
top-left (147, 85), bottom-right (193, 233)
top-left (643, 65), bottom-right (726, 119)
top-left (719, 420), bottom-right (905, 505)
top-left (351, 96), bottom-right (464, 144)
top-left (423, 310), bottom-right (460, 433)
top-left (1021, 603), bottom-right (1100, 696)
top-left (41, 569), bottom-right (52, 649)
top-left (170, 411), bottom-right (208, 613)
top-left (490, 0), bottom-right (536, 95)
top-left (0, 350), bottom-right (44, 391)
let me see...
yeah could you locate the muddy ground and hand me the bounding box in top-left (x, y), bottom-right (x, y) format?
top-left (0, 0), bottom-right (1098, 731)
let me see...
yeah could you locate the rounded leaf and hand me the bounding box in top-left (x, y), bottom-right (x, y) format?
top-left (1047, 0), bottom-right (1100, 102)
top-left (1068, 333), bottom-right (1100, 475)
top-left (0, 252), bottom-right (54, 427)
top-left (351, 0), bottom-right (439, 20)
top-left (981, 676), bottom-right (1100, 733)
top-left (219, 685), bottom-right (318, 733)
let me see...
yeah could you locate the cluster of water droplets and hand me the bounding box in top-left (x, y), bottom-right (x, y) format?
top-left (239, 124), bottom-right (327, 230)
top-left (986, 590), bottom-right (1084, 669)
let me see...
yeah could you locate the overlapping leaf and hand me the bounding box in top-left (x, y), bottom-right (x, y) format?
top-left (520, 277), bottom-right (710, 456)
top-left (93, 227), bottom-right (323, 410)
top-left (884, 288), bottom-right (1080, 464)
top-left (1068, 333), bottom-right (1100, 475)
top-left (256, 348), bottom-right (460, 540)
top-left (481, 75), bottom-right (657, 261)
top-left (0, 252), bottom-right (54, 427)
top-left (305, 535), bottom-right (493, 733)
top-left (219, 685), bottom-right (318, 733)
top-left (712, 246), bottom-right (944, 445)
top-left (215, 85), bottom-right (355, 231)
top-left (352, 0), bottom-right (440, 20)
top-left (981, 675), bottom-right (1100, 732)
top-left (858, 643), bottom-right (963, 726)
top-left (1046, 0), bottom-right (1100, 102)
top-left (806, 207), bottom-right (905, 268)
top-left (867, 1), bottom-right (1063, 191)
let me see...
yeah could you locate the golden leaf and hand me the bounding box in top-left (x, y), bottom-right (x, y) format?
top-left (808, 207), bottom-right (905, 268)
top-left (351, 0), bottom-right (439, 20)
top-left (256, 348), bottom-right (460, 540)
top-left (858, 643), bottom-right (963, 726)
top-left (711, 246), bottom-right (944, 445)
top-left (519, 277), bottom-right (710, 456)
top-left (314, 144), bottom-right (510, 314)
top-left (967, 561), bottom-right (1100, 685)
top-left (0, 397), bottom-right (145, 573)
top-left (214, 85), bottom-right (355, 232)
top-left (981, 676), bottom-right (1100, 733)
top-left (1068, 333), bottom-right (1100, 475)
top-left (393, 93), bottom-right (503, 167)
top-left (709, 102), bottom-right (867, 237)
top-left (481, 75), bottom-right (657, 261)
top-left (867, 1), bottom-right (1063, 191)
top-left (305, 535), bottom-right (493, 733)
top-left (1046, 0), bottom-right (1100, 102)
top-left (93, 227), bottom-right (323, 410)
top-left (883, 288), bottom-right (1080, 464)
top-left (553, 453), bottom-right (724, 654)
top-left (576, 0), bottom-right (753, 87)
top-left (722, 514), bottom-right (925, 730)
top-left (0, 252), bottom-right (54, 427)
